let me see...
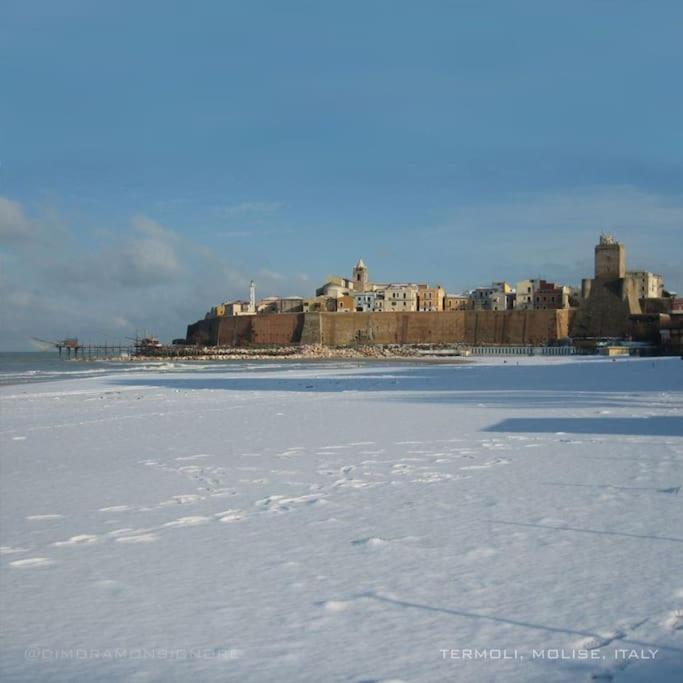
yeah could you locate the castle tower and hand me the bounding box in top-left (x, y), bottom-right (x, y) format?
top-left (594, 234), bottom-right (625, 280)
top-left (353, 259), bottom-right (368, 291)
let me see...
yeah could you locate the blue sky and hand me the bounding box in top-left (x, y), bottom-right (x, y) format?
top-left (1, 1), bottom-right (682, 349)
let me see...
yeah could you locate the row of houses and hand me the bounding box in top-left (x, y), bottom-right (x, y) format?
top-left (205, 248), bottom-right (666, 319)
top-left (313, 261), bottom-right (578, 313)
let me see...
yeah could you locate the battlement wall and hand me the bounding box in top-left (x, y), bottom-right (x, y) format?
top-left (186, 309), bottom-right (574, 347)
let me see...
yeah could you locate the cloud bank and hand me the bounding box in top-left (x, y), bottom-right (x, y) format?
top-left (0, 198), bottom-right (304, 350)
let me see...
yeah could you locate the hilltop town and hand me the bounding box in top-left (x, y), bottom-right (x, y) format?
top-left (185, 235), bottom-right (681, 355)
top-left (202, 235), bottom-right (671, 317)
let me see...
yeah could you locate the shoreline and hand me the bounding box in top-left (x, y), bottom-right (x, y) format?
top-left (121, 344), bottom-right (474, 363)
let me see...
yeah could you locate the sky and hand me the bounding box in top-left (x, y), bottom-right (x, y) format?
top-left (1, 0), bottom-right (682, 350)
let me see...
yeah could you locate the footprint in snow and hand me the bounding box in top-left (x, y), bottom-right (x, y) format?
top-left (52, 534), bottom-right (98, 547)
top-left (115, 533), bottom-right (159, 544)
top-left (411, 472), bottom-right (453, 483)
top-left (0, 545), bottom-right (29, 555)
top-left (217, 511), bottom-right (244, 523)
top-left (162, 516), bottom-right (211, 528)
top-left (352, 537), bottom-right (388, 548)
top-left (160, 494), bottom-right (203, 505)
top-left (666, 610), bottom-right (683, 631)
top-left (464, 546), bottom-right (498, 561)
top-left (175, 454), bottom-right (214, 461)
top-left (574, 630), bottom-right (625, 650)
top-left (9, 557), bottom-right (55, 568)
top-left (321, 600), bottom-right (351, 612)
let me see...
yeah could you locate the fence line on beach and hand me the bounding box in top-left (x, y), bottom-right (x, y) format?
top-left (468, 346), bottom-right (576, 356)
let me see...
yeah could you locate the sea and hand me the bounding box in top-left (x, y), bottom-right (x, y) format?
top-left (0, 352), bottom-right (376, 387)
top-left (0, 352), bottom-right (146, 387)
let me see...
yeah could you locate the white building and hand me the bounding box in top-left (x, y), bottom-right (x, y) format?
top-left (470, 282), bottom-right (512, 311)
top-left (352, 290), bottom-right (379, 312)
top-left (490, 291), bottom-right (510, 311)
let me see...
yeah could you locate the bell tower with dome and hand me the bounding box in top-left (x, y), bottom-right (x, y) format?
top-left (353, 259), bottom-right (369, 291)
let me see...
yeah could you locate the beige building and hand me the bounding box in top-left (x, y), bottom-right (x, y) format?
top-left (303, 296), bottom-right (337, 312)
top-left (516, 279), bottom-right (572, 310)
top-left (206, 300), bottom-right (253, 318)
top-left (627, 271), bottom-right (663, 299)
top-left (256, 296), bottom-right (304, 314)
top-left (417, 285), bottom-right (445, 311)
top-left (515, 279), bottom-right (538, 310)
top-left (375, 284), bottom-right (418, 312)
top-left (444, 294), bottom-right (471, 311)
top-left (316, 275), bottom-right (354, 298)
top-left (336, 294), bottom-right (354, 312)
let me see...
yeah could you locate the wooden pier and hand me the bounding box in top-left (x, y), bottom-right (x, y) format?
top-left (34, 337), bottom-right (137, 360)
top-left (51, 343), bottom-right (135, 360)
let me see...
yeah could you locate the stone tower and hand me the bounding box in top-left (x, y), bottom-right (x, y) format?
top-left (594, 234), bottom-right (625, 280)
top-left (353, 259), bottom-right (368, 291)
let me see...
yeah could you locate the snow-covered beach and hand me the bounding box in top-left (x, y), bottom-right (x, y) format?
top-left (1, 357), bottom-right (682, 682)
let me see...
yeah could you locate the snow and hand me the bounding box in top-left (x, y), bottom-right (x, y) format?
top-left (1, 356), bottom-right (682, 682)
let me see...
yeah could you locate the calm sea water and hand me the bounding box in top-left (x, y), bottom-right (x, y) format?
top-left (0, 352), bottom-right (143, 386)
top-left (0, 352), bottom-right (378, 387)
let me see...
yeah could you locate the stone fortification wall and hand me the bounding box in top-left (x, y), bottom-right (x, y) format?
top-left (186, 310), bottom-right (574, 347)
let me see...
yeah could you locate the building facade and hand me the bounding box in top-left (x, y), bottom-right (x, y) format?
top-left (352, 290), bottom-right (379, 312)
top-left (444, 294), bottom-right (471, 311)
top-left (417, 285), bottom-right (445, 311)
top-left (375, 284), bottom-right (418, 312)
top-left (257, 297), bottom-right (304, 314)
top-left (515, 279), bottom-right (538, 310)
top-left (627, 271), bottom-right (664, 299)
top-left (470, 282), bottom-right (512, 311)
top-left (336, 294), bottom-right (354, 312)
top-left (533, 282), bottom-right (570, 310)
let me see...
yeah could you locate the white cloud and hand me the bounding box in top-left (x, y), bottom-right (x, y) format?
top-left (0, 199), bottom-right (307, 349)
top-left (113, 230), bottom-right (182, 287)
top-left (0, 197), bottom-right (33, 242)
